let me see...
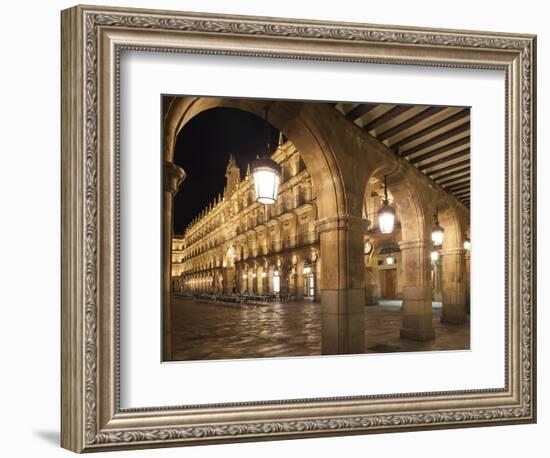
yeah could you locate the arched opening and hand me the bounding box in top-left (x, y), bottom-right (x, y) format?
top-left (437, 198), bottom-right (469, 324)
top-left (362, 162), bottom-right (436, 341)
top-left (164, 99), bottom-right (368, 356)
top-left (165, 98), bottom-right (347, 220)
top-left (164, 96), bottom-right (471, 360)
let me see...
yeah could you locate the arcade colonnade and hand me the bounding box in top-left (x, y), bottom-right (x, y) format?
top-left (162, 97), bottom-right (470, 360)
top-left (172, 140), bottom-right (322, 303)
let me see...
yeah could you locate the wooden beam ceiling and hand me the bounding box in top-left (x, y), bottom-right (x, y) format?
top-left (334, 102), bottom-right (471, 207)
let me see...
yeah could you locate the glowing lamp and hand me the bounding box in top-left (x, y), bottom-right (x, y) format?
top-left (431, 209), bottom-right (444, 246)
top-left (386, 256), bottom-right (395, 265)
top-left (251, 106), bottom-right (281, 205)
top-left (251, 157), bottom-right (281, 205)
top-left (431, 250), bottom-right (439, 262)
top-left (378, 204), bottom-right (396, 234)
top-left (464, 237), bottom-right (471, 251)
top-left (378, 175), bottom-right (396, 234)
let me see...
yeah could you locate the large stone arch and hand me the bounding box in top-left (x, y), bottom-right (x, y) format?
top-left (164, 96), bottom-right (348, 219)
top-left (437, 196), bottom-right (469, 324)
top-left (163, 95), bottom-right (472, 355)
top-left (366, 161), bottom-right (435, 341)
top-left (163, 96), bottom-right (389, 355)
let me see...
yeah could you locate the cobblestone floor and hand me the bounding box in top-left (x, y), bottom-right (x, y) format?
top-left (171, 297), bottom-right (470, 361)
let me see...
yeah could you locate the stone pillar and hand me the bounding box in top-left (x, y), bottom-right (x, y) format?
top-left (432, 257), bottom-right (443, 302)
top-left (441, 248), bottom-right (467, 324)
top-left (257, 265), bottom-right (264, 294)
top-left (267, 265), bottom-right (274, 293)
top-left (240, 268), bottom-right (247, 293)
top-left (280, 265), bottom-right (289, 294)
top-left (465, 252), bottom-right (470, 313)
top-left (399, 239), bottom-right (435, 341)
top-left (295, 257), bottom-right (305, 301)
top-left (316, 215), bottom-right (366, 355)
top-left (162, 161), bottom-right (186, 361)
top-left (248, 269), bottom-right (254, 292)
top-left (365, 266), bottom-right (378, 305)
top-left (314, 259), bottom-right (321, 302)
top-left (222, 267), bottom-right (234, 294)
top-left (288, 267), bottom-right (295, 295)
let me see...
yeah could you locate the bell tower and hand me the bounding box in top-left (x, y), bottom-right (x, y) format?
top-left (224, 154), bottom-right (241, 197)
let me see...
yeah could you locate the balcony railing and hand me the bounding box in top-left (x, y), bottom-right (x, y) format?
top-left (297, 232), bottom-right (316, 245)
top-left (296, 194), bottom-right (308, 207)
top-left (280, 232), bottom-right (319, 251)
top-left (259, 245), bottom-right (269, 256)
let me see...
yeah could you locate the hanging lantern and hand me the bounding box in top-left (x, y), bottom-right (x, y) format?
top-left (251, 157), bottom-right (281, 204)
top-left (251, 106), bottom-right (281, 205)
top-left (431, 208), bottom-right (444, 246)
top-left (378, 175), bottom-right (396, 234)
top-left (464, 237), bottom-right (471, 251)
top-left (431, 250), bottom-right (439, 262)
top-left (386, 255), bottom-right (395, 265)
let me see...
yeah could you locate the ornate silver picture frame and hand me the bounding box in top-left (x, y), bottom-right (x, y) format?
top-left (61, 4), bottom-right (536, 453)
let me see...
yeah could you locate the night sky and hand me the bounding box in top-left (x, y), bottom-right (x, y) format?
top-left (172, 107), bottom-right (280, 235)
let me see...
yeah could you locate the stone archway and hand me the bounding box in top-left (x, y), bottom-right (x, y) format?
top-left (164, 95), bottom-right (471, 355)
top-left (164, 97), bottom-right (349, 218)
top-left (364, 157), bottom-right (471, 341)
top-left (438, 197), bottom-right (469, 324)
top-left (163, 96), bottom-right (395, 355)
top-left (367, 161), bottom-right (435, 341)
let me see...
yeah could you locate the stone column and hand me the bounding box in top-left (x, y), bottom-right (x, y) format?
top-left (432, 257), bottom-right (443, 302)
top-left (248, 269), bottom-right (254, 292)
top-left (240, 268), bottom-right (247, 293)
top-left (441, 248), bottom-right (467, 324)
top-left (257, 265), bottom-right (264, 294)
top-left (162, 161), bottom-right (186, 361)
top-left (316, 215), bottom-right (366, 355)
top-left (222, 267), bottom-right (234, 294)
top-left (280, 265), bottom-right (289, 294)
top-left (267, 265), bottom-right (274, 293)
top-left (288, 267), bottom-right (295, 295)
top-left (399, 239), bottom-right (435, 341)
top-left (365, 266), bottom-right (378, 305)
top-left (314, 259), bottom-right (321, 302)
top-left (295, 257), bottom-right (305, 301)
top-left (465, 251), bottom-right (470, 313)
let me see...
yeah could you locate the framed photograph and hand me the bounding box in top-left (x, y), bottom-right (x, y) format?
top-left (61, 4), bottom-right (537, 453)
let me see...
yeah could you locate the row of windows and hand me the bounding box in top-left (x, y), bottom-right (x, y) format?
top-left (179, 231), bottom-right (319, 274)
top-left (184, 186), bottom-right (314, 261)
top-left (181, 228), bottom-right (319, 272)
top-left (185, 155), bottom-right (309, 245)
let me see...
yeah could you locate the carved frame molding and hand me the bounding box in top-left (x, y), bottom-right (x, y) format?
top-left (61, 4), bottom-right (536, 453)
